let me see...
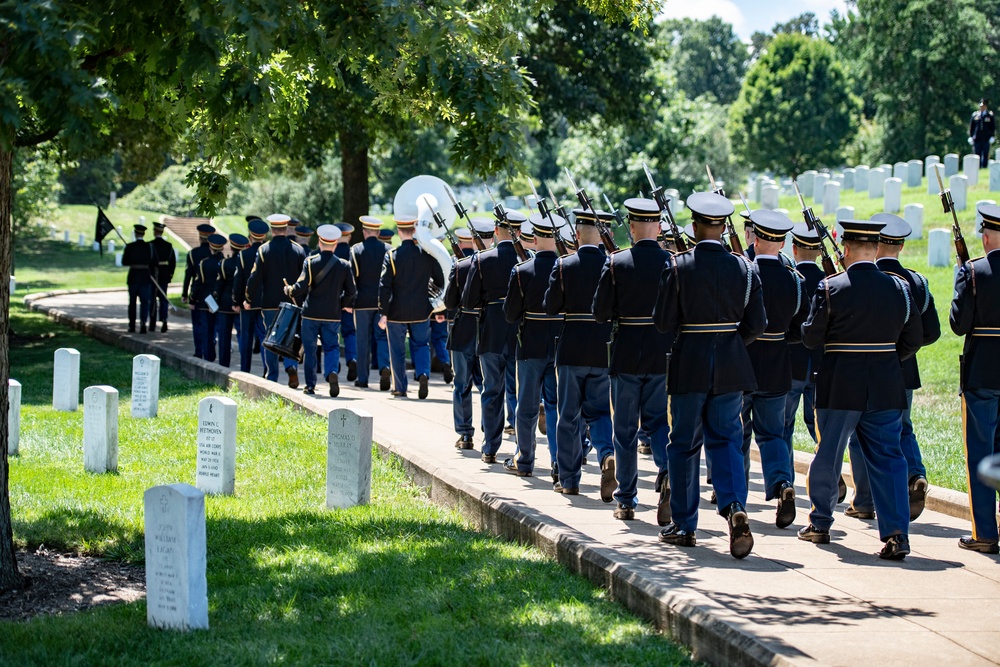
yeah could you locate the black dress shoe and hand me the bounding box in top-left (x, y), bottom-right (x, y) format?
top-left (354, 381), bottom-right (368, 388)
top-left (879, 534), bottom-right (910, 560)
top-left (553, 482), bottom-right (579, 495)
top-left (161, 322), bottom-right (168, 333)
top-left (417, 374), bottom-right (429, 400)
top-left (139, 324), bottom-right (147, 334)
top-left (909, 475), bottom-right (928, 521)
top-left (725, 502), bottom-right (754, 559)
top-left (390, 390), bottom-right (407, 398)
top-left (837, 475), bottom-right (848, 504)
top-left (655, 471), bottom-right (671, 527)
top-left (380, 367), bottom-right (391, 391)
top-left (327, 372), bottom-right (339, 397)
top-left (503, 426), bottom-right (515, 436)
top-left (798, 523), bottom-right (831, 544)
top-left (709, 490), bottom-right (717, 505)
top-left (303, 387), bottom-right (316, 395)
top-left (845, 506), bottom-right (876, 520)
top-left (658, 522), bottom-right (696, 547)
top-left (537, 406), bottom-right (547, 435)
top-left (614, 504), bottom-right (635, 520)
top-left (128, 324), bottom-right (136, 333)
top-left (454, 435), bottom-right (474, 450)
top-left (776, 482), bottom-right (796, 529)
top-left (346, 359), bottom-right (358, 382)
top-left (287, 368), bottom-right (299, 389)
top-left (442, 363), bottom-right (454, 384)
top-left (638, 442), bottom-right (652, 455)
top-left (502, 458), bottom-right (531, 476)
top-left (481, 453), bottom-right (497, 464)
top-left (550, 461), bottom-right (559, 484)
top-left (600, 455), bottom-right (616, 503)
top-left (958, 536), bottom-right (1000, 554)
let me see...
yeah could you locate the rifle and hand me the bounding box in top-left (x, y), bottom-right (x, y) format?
top-left (793, 180), bottom-right (841, 276)
top-left (546, 183), bottom-right (577, 254)
top-left (934, 164), bottom-right (971, 265)
top-left (422, 196), bottom-right (463, 258)
top-left (445, 187), bottom-right (487, 252)
top-left (526, 178), bottom-right (569, 255)
top-left (707, 165), bottom-right (743, 255)
top-left (564, 168), bottom-right (618, 252)
top-left (603, 193), bottom-right (634, 246)
top-left (485, 183), bottom-right (529, 262)
top-left (642, 162), bottom-right (688, 253)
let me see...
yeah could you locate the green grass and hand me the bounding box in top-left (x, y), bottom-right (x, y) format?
top-left (2, 302), bottom-right (692, 666)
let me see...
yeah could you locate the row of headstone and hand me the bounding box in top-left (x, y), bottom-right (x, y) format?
top-left (52, 349), bottom-right (161, 416)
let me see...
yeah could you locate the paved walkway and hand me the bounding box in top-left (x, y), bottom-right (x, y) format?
top-left (26, 290), bottom-right (1000, 666)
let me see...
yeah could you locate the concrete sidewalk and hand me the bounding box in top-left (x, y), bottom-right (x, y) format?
top-left (24, 289), bottom-right (1000, 666)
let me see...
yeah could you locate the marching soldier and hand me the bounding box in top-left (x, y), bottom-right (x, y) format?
top-left (294, 225), bottom-right (314, 250)
top-left (741, 210), bottom-right (805, 529)
top-left (233, 218), bottom-right (269, 373)
top-left (352, 216), bottom-right (391, 389)
top-left (378, 213), bottom-right (445, 399)
top-left (594, 198), bottom-right (673, 522)
top-left (847, 215), bottom-right (940, 522)
top-left (189, 234), bottom-right (227, 362)
top-left (287, 225), bottom-right (357, 396)
top-left (463, 210), bottom-right (525, 461)
top-left (245, 214), bottom-right (308, 387)
top-left (543, 208), bottom-right (615, 500)
top-left (149, 221), bottom-right (175, 332)
top-left (949, 203), bottom-right (1000, 554)
top-left (445, 225), bottom-right (483, 449)
top-left (798, 220), bottom-right (922, 560)
top-left (182, 224), bottom-right (216, 357)
top-left (335, 222), bottom-right (359, 382)
top-left (121, 223), bottom-right (157, 334)
top-left (652, 192), bottom-right (766, 559)
top-left (502, 213), bottom-right (563, 478)
top-left (213, 233), bottom-right (248, 368)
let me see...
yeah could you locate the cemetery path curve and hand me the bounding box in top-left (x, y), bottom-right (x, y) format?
top-left (22, 288), bottom-right (1000, 667)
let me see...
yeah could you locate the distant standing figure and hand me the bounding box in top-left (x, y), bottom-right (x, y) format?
top-left (150, 221), bottom-right (175, 332)
top-left (970, 97), bottom-right (995, 169)
top-left (121, 223), bottom-right (157, 334)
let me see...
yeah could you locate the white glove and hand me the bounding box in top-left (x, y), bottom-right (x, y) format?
top-left (968, 136), bottom-right (974, 145)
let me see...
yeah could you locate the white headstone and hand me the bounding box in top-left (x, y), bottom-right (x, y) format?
top-left (53, 348), bottom-right (80, 411)
top-left (832, 173), bottom-right (844, 186)
top-left (925, 155), bottom-right (940, 175)
top-left (822, 181), bottom-right (840, 215)
top-left (928, 229), bottom-right (952, 267)
top-left (813, 173), bottom-right (829, 205)
top-left (869, 168), bottom-right (886, 198)
top-left (950, 174), bottom-right (968, 211)
top-left (835, 206), bottom-right (854, 237)
top-left (9, 276), bottom-right (14, 296)
top-left (907, 160), bottom-right (923, 187)
top-left (326, 407), bottom-right (374, 509)
top-left (761, 184), bottom-right (780, 210)
top-left (842, 168), bottom-right (855, 190)
top-left (92, 241), bottom-right (100, 252)
top-left (8, 379), bottom-right (21, 456)
top-left (944, 153), bottom-right (959, 177)
top-left (753, 175), bottom-right (767, 203)
top-left (884, 177), bottom-right (903, 213)
top-left (83, 385), bottom-right (118, 474)
top-left (893, 162), bottom-right (907, 180)
top-left (665, 189), bottom-right (680, 218)
top-left (131, 354), bottom-right (161, 418)
top-left (195, 397), bottom-right (237, 496)
top-left (63, 230), bottom-right (70, 243)
top-left (144, 483), bottom-right (208, 631)
top-left (77, 233), bottom-right (86, 248)
top-left (974, 200), bottom-right (996, 239)
top-left (115, 251), bottom-right (123, 268)
top-left (108, 240), bottom-right (116, 255)
top-left (879, 163), bottom-right (893, 174)
top-left (109, 191), bottom-right (117, 208)
top-left (799, 170), bottom-right (817, 198)
top-left (854, 165), bottom-right (869, 192)
top-left (927, 158), bottom-right (943, 194)
top-left (904, 203), bottom-right (924, 240)
top-left (964, 154), bottom-right (981, 186)
top-left (990, 162), bottom-right (1000, 192)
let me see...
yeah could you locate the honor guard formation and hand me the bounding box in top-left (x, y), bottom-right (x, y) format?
top-left (144, 170), bottom-right (1000, 561)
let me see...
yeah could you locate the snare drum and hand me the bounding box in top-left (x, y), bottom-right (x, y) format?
top-left (263, 302), bottom-right (303, 362)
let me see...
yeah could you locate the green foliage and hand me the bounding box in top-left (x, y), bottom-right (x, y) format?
top-left (12, 147), bottom-right (62, 241)
top-left (57, 157), bottom-right (121, 206)
top-left (662, 17), bottom-right (748, 105)
top-left (118, 165), bottom-right (198, 216)
top-left (245, 154), bottom-right (344, 226)
top-left (729, 33), bottom-right (860, 176)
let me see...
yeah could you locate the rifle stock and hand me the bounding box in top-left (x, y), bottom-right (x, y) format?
top-left (793, 179), bottom-right (839, 276)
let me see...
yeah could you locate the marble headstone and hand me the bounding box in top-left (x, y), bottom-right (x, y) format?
top-left (9, 276), bottom-right (14, 297)
top-left (761, 185), bottom-right (780, 210)
top-left (907, 160), bottom-right (923, 187)
top-left (326, 407), bottom-right (374, 509)
top-left (813, 173), bottom-right (829, 205)
top-left (835, 206), bottom-right (854, 237)
top-left (131, 354), bottom-right (161, 418)
top-left (665, 189), bottom-right (680, 218)
top-left (753, 175), bottom-right (767, 203)
top-left (964, 154), bottom-right (980, 186)
top-left (195, 397), bottom-right (237, 496)
top-left (63, 230), bottom-right (70, 243)
top-left (869, 168), bottom-right (886, 198)
top-left (83, 385), bottom-right (118, 474)
top-left (893, 162), bottom-right (907, 180)
top-left (53, 348), bottom-right (80, 411)
top-left (904, 203), bottom-right (924, 240)
top-left (950, 174), bottom-right (968, 211)
top-left (8, 379), bottom-right (20, 455)
top-left (77, 233), bottom-right (86, 248)
top-left (843, 168), bottom-right (855, 190)
top-left (822, 181), bottom-right (840, 215)
top-left (944, 153), bottom-right (959, 177)
top-left (990, 162), bottom-right (1000, 191)
top-left (92, 242), bottom-right (100, 252)
top-left (854, 165), bottom-right (869, 192)
top-left (884, 178), bottom-right (903, 213)
top-left (927, 159), bottom-right (943, 194)
top-left (115, 252), bottom-right (123, 268)
top-left (799, 170), bottom-right (817, 198)
top-left (144, 483), bottom-right (208, 631)
top-left (928, 229), bottom-right (952, 267)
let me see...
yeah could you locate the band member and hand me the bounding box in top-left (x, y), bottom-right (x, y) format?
top-left (246, 214), bottom-right (308, 387)
top-left (502, 213), bottom-right (562, 478)
top-left (182, 224), bottom-right (215, 356)
top-left (189, 234), bottom-right (227, 362)
top-left (594, 198), bottom-right (673, 522)
top-left (213, 233), bottom-right (248, 368)
top-left (950, 203), bottom-right (1000, 554)
top-left (294, 225), bottom-right (314, 250)
top-left (121, 223), bottom-right (157, 334)
top-left (150, 221), bottom-right (175, 332)
top-left (352, 216), bottom-right (391, 389)
top-left (463, 210), bottom-right (525, 461)
top-left (379, 213), bottom-right (445, 399)
top-left (798, 220), bottom-right (922, 560)
top-left (233, 218), bottom-right (269, 373)
top-left (848, 215), bottom-right (940, 522)
top-left (543, 208), bottom-right (615, 501)
top-left (653, 192), bottom-right (766, 559)
top-left (286, 225), bottom-right (357, 396)
top-left (335, 222), bottom-right (359, 382)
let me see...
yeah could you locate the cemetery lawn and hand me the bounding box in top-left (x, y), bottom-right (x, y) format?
top-left (2, 304), bottom-right (692, 666)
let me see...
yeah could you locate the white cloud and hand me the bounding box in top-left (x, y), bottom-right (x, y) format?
top-left (658, 0), bottom-right (747, 35)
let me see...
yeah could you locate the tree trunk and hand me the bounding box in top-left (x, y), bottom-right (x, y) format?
top-left (340, 128), bottom-right (370, 246)
top-left (0, 145), bottom-right (23, 593)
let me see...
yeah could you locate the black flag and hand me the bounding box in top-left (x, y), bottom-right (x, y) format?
top-left (94, 208), bottom-right (115, 256)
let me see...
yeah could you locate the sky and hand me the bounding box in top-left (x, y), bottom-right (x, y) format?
top-left (658, 0), bottom-right (852, 39)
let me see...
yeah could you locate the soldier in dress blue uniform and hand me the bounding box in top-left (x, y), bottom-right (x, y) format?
top-left (950, 203), bottom-right (1000, 554)
top-left (741, 210), bottom-right (806, 529)
top-left (150, 221), bottom-right (176, 333)
top-left (334, 222), bottom-right (359, 382)
top-left (182, 224), bottom-right (215, 357)
top-left (445, 225), bottom-right (483, 449)
top-left (213, 233), bottom-right (248, 368)
top-left (294, 225), bottom-right (314, 251)
top-left (463, 210), bottom-right (525, 461)
top-left (652, 192), bottom-right (766, 559)
top-left (379, 213), bottom-right (445, 399)
top-left (798, 220), bottom-right (923, 560)
top-left (594, 197), bottom-right (674, 522)
top-left (246, 214), bottom-right (309, 388)
top-left (970, 98), bottom-right (996, 169)
top-left (847, 215), bottom-right (941, 522)
top-left (189, 234), bottom-right (227, 362)
top-left (287, 225), bottom-right (357, 397)
top-left (543, 208), bottom-right (615, 500)
top-left (121, 223), bottom-right (157, 334)
top-left (233, 218), bottom-right (269, 373)
top-left (352, 216), bottom-right (391, 389)
top-left (502, 213), bottom-right (563, 478)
